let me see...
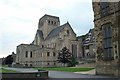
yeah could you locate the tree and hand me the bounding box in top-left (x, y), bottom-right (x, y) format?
top-left (68, 57), bottom-right (78, 67)
top-left (57, 47), bottom-right (72, 67)
top-left (4, 55), bottom-right (13, 65)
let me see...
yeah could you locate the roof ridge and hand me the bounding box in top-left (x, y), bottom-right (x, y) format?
top-left (39, 14), bottom-right (59, 21)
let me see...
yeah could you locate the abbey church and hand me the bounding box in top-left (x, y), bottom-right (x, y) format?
top-left (16, 14), bottom-right (79, 67)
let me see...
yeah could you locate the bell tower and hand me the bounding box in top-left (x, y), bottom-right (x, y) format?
top-left (38, 14), bottom-right (60, 39)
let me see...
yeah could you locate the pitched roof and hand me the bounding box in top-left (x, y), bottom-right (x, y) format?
top-left (45, 22), bottom-right (75, 40)
top-left (45, 23), bottom-right (67, 40)
top-left (39, 14), bottom-right (59, 21)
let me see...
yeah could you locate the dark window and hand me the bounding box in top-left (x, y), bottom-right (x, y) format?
top-left (67, 30), bottom-right (69, 35)
top-left (54, 62), bottom-right (56, 65)
top-left (103, 23), bottom-right (114, 60)
top-left (25, 64), bottom-right (28, 67)
top-left (47, 63), bottom-right (49, 65)
top-left (54, 22), bottom-right (56, 25)
top-left (100, 2), bottom-right (109, 17)
top-left (47, 52), bottom-right (50, 56)
top-left (48, 20), bottom-right (50, 24)
top-left (42, 45), bottom-right (44, 48)
top-left (53, 52), bottom-right (56, 56)
top-left (51, 21), bottom-right (53, 24)
top-left (30, 64), bottom-right (32, 67)
top-left (30, 51), bottom-right (32, 58)
top-left (25, 51), bottom-right (28, 58)
top-left (114, 45), bottom-right (117, 48)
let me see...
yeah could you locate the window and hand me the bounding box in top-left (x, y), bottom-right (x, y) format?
top-left (54, 62), bottom-right (56, 65)
top-left (54, 22), bottom-right (56, 25)
top-left (25, 51), bottom-right (28, 58)
top-left (100, 2), bottom-right (109, 17)
top-left (25, 64), bottom-right (28, 67)
top-left (47, 52), bottom-right (50, 56)
top-left (103, 23), bottom-right (114, 60)
top-left (67, 30), bottom-right (69, 34)
top-left (47, 63), bottom-right (49, 65)
top-left (53, 52), bottom-right (56, 56)
top-left (48, 20), bottom-right (50, 24)
top-left (30, 64), bottom-right (32, 67)
top-left (51, 21), bottom-right (53, 24)
top-left (30, 51), bottom-right (32, 58)
top-left (42, 45), bottom-right (44, 48)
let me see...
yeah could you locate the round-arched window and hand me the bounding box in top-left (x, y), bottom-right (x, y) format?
top-left (67, 30), bottom-right (69, 35)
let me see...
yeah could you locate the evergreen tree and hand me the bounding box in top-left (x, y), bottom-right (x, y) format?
top-left (57, 47), bottom-right (72, 67)
top-left (5, 55), bottom-right (13, 65)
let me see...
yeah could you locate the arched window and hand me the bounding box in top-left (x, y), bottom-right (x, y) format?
top-left (30, 64), bottom-right (32, 67)
top-left (48, 20), bottom-right (50, 24)
top-left (67, 30), bottom-right (69, 35)
top-left (42, 45), bottom-right (44, 48)
top-left (54, 22), bottom-right (56, 25)
top-left (47, 63), bottom-right (49, 65)
top-left (25, 64), bottom-right (28, 67)
top-left (102, 23), bottom-right (114, 60)
top-left (51, 21), bottom-right (54, 24)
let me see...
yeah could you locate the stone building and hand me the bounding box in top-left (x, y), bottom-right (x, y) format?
top-left (92, 1), bottom-right (120, 77)
top-left (16, 14), bottom-right (79, 67)
top-left (77, 29), bottom-right (96, 63)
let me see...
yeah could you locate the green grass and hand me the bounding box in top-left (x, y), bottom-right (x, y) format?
top-left (0, 68), bottom-right (17, 73)
top-left (35, 67), bottom-right (94, 72)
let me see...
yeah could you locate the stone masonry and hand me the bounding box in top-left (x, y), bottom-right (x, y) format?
top-left (15, 14), bottom-right (80, 67)
top-left (92, 1), bottom-right (120, 77)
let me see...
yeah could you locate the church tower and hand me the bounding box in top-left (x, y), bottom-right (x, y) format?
top-left (38, 14), bottom-right (60, 39)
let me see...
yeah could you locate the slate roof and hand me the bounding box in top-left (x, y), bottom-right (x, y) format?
top-left (46, 23), bottom-right (69, 40)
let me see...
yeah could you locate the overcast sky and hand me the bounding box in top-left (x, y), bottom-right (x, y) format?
top-left (0, 0), bottom-right (94, 58)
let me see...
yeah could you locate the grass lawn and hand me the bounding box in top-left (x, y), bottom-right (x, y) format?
top-left (35, 67), bottom-right (94, 72)
top-left (0, 68), bottom-right (17, 73)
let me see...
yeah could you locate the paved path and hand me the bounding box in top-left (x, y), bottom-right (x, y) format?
top-left (3, 67), bottom-right (118, 80)
top-left (74, 69), bottom-right (95, 75)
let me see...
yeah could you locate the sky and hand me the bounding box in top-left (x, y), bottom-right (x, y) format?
top-left (0, 0), bottom-right (94, 58)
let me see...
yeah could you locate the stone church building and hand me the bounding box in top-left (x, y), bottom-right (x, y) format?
top-left (16, 14), bottom-right (79, 67)
top-left (92, 1), bottom-right (120, 77)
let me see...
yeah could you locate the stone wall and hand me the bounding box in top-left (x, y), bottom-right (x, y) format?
top-left (2, 71), bottom-right (48, 79)
top-left (92, 2), bottom-right (120, 78)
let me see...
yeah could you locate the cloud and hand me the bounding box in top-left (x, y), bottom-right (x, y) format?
top-left (0, 0), bottom-right (93, 58)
